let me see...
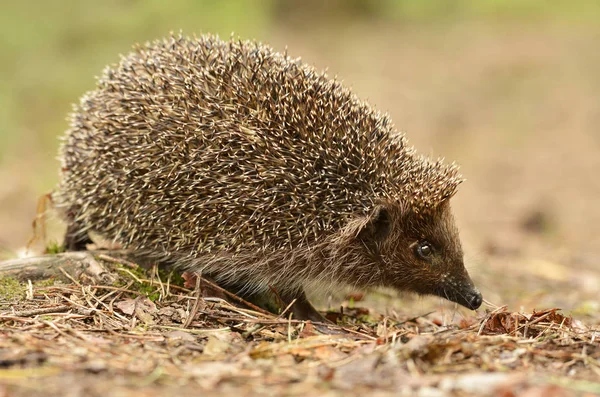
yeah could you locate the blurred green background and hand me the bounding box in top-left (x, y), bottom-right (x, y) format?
top-left (1, 0), bottom-right (599, 313)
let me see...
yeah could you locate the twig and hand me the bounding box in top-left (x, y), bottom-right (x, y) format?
top-left (183, 275), bottom-right (203, 328)
top-left (26, 280), bottom-right (34, 300)
top-left (340, 327), bottom-right (378, 340)
top-left (58, 266), bottom-right (81, 287)
top-left (96, 253), bottom-right (139, 269)
top-left (116, 267), bottom-right (143, 283)
top-left (278, 298), bottom-right (297, 319)
top-left (8, 305), bottom-right (72, 317)
top-left (512, 310), bottom-right (555, 337)
top-left (198, 276), bottom-right (273, 317)
top-left (477, 305), bottom-right (508, 336)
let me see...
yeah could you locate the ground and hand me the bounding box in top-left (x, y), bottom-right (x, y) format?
top-left (0, 252), bottom-right (599, 397)
top-left (1, 3), bottom-right (600, 396)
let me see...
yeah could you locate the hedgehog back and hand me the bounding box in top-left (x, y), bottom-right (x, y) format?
top-left (56, 35), bottom-right (459, 259)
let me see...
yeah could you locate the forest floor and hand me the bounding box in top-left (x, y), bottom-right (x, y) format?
top-left (0, 248), bottom-right (598, 397)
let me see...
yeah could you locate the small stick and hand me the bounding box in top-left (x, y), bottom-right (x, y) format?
top-left (241, 324), bottom-right (266, 338)
top-left (26, 280), bottom-right (34, 300)
top-left (9, 305), bottom-right (72, 317)
top-left (116, 267), bottom-right (143, 283)
top-left (58, 266), bottom-right (81, 287)
top-left (198, 275), bottom-right (273, 316)
top-left (277, 298), bottom-right (297, 319)
top-left (183, 275), bottom-right (203, 328)
top-left (96, 253), bottom-right (139, 269)
top-left (340, 327), bottom-right (377, 340)
top-left (511, 310), bottom-right (556, 337)
top-left (26, 193), bottom-right (51, 253)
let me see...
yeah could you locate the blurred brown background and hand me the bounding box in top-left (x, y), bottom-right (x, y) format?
top-left (1, 0), bottom-right (599, 317)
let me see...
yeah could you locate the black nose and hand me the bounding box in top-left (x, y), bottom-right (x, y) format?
top-left (468, 291), bottom-right (483, 310)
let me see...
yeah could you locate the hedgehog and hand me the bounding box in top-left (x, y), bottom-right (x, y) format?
top-left (54, 34), bottom-right (482, 321)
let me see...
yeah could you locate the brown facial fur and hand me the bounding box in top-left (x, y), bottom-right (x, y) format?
top-left (199, 199), bottom-right (482, 312)
top-left (353, 200), bottom-right (482, 309)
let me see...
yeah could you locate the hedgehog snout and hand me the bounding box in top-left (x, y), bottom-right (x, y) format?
top-left (465, 289), bottom-right (483, 310)
top-left (437, 275), bottom-right (482, 310)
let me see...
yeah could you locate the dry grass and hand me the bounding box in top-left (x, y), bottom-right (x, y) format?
top-left (1, 254), bottom-right (599, 396)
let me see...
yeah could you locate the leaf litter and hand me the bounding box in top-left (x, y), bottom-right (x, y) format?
top-left (0, 254), bottom-right (599, 397)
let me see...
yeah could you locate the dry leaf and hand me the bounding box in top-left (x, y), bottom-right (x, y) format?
top-left (203, 335), bottom-right (231, 357)
top-left (114, 298), bottom-right (136, 315)
top-left (181, 271), bottom-right (198, 289)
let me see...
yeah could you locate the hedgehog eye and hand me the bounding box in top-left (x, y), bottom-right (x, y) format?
top-left (415, 241), bottom-right (433, 260)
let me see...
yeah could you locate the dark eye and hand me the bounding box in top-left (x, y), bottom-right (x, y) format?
top-left (415, 241), bottom-right (433, 259)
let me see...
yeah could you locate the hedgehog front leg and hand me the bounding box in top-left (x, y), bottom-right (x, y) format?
top-left (278, 288), bottom-right (329, 323)
top-left (221, 281), bottom-right (329, 322)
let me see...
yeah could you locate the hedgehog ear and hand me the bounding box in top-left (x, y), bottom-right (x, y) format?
top-left (358, 205), bottom-right (392, 242)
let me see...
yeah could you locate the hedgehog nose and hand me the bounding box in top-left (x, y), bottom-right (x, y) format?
top-left (468, 291), bottom-right (483, 310)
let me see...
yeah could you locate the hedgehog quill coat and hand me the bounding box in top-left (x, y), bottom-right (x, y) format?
top-left (55, 35), bottom-right (482, 318)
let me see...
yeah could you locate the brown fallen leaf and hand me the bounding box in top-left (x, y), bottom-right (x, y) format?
top-left (181, 271), bottom-right (198, 289)
top-left (480, 309), bottom-right (528, 335)
top-left (134, 297), bottom-right (157, 325)
top-left (298, 321), bottom-right (318, 338)
top-left (530, 308), bottom-right (571, 328)
top-left (115, 297), bottom-right (157, 324)
top-left (480, 307), bottom-right (577, 338)
top-left (114, 298), bottom-right (136, 315)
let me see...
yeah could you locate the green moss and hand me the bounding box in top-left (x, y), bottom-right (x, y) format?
top-left (32, 277), bottom-right (57, 294)
top-left (111, 264), bottom-right (164, 301)
top-left (159, 269), bottom-right (186, 288)
top-left (115, 263), bottom-right (147, 279)
top-left (136, 283), bottom-right (161, 302)
top-left (348, 297), bottom-right (355, 309)
top-left (0, 277), bottom-right (26, 300)
top-left (45, 241), bottom-right (65, 255)
top-left (108, 263), bottom-right (191, 301)
top-left (33, 278), bottom-right (56, 288)
top-left (110, 263), bottom-right (145, 286)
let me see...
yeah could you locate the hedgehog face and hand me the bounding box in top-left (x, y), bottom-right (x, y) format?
top-left (358, 200), bottom-right (482, 310)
